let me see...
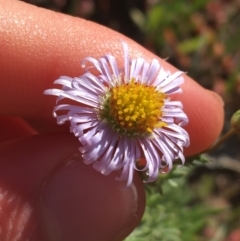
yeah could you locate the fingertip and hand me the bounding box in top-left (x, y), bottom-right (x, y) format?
top-left (181, 79), bottom-right (224, 155)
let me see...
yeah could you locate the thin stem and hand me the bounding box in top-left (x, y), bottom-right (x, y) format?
top-left (206, 128), bottom-right (236, 152)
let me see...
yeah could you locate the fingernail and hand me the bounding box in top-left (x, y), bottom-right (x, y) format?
top-left (36, 155), bottom-right (145, 241)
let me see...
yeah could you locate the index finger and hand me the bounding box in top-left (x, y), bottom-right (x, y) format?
top-left (0, 0), bottom-right (224, 155)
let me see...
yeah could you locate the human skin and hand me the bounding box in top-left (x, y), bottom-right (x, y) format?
top-left (0, 0), bottom-right (224, 240)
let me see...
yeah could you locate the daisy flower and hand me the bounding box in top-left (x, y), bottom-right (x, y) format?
top-left (44, 42), bottom-right (189, 187)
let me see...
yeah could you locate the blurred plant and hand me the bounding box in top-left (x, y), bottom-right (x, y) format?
top-left (125, 162), bottom-right (224, 241)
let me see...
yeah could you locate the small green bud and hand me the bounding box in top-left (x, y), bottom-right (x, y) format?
top-left (230, 110), bottom-right (240, 132)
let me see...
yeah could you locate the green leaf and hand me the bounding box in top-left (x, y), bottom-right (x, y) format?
top-left (177, 35), bottom-right (208, 54)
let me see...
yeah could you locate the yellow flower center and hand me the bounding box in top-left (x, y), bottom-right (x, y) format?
top-left (101, 79), bottom-right (168, 136)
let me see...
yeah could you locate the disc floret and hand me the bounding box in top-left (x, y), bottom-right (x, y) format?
top-left (100, 79), bottom-right (168, 136)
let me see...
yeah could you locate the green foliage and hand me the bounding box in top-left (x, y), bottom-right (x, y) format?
top-left (147, 0), bottom-right (210, 54)
top-left (125, 162), bottom-right (222, 241)
top-left (177, 35), bottom-right (209, 54)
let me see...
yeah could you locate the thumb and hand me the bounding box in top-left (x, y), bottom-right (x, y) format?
top-left (0, 132), bottom-right (145, 241)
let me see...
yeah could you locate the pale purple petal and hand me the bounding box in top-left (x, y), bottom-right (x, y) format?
top-left (153, 68), bottom-right (169, 86)
top-left (81, 57), bottom-right (103, 74)
top-left (103, 54), bottom-right (120, 78)
top-left (116, 137), bottom-right (135, 184)
top-left (156, 71), bottom-right (183, 92)
top-left (82, 129), bottom-right (116, 165)
top-left (130, 59), bottom-right (137, 80)
top-left (145, 59), bottom-right (160, 85)
top-left (130, 58), bottom-right (145, 80)
top-left (164, 101), bottom-right (183, 109)
top-left (139, 139), bottom-right (160, 182)
top-left (101, 137), bottom-right (126, 174)
top-left (93, 133), bottom-right (118, 174)
top-left (140, 61), bottom-right (150, 84)
top-left (75, 74), bottom-right (106, 94)
top-left (77, 123), bottom-right (104, 144)
top-left (53, 76), bottom-right (73, 88)
top-left (98, 57), bottom-right (113, 81)
top-left (161, 75), bottom-right (184, 94)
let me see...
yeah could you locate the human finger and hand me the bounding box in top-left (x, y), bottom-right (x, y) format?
top-left (0, 0), bottom-right (224, 156)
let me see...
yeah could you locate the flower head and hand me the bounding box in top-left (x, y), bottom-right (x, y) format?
top-left (44, 42), bottom-right (190, 186)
